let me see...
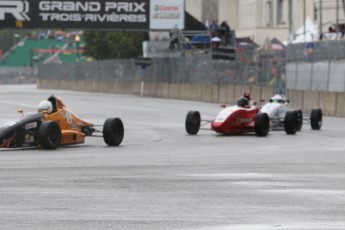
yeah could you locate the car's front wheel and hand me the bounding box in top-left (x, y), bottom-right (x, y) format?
top-left (103, 118), bottom-right (124, 146)
top-left (185, 111), bottom-right (201, 135)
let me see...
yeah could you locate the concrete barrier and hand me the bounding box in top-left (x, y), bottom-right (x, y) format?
top-left (335, 93), bottom-right (345, 117)
top-left (260, 86), bottom-right (275, 102)
top-left (302, 90), bottom-right (320, 114)
top-left (319, 91), bottom-right (337, 116)
top-left (37, 79), bottom-right (344, 117)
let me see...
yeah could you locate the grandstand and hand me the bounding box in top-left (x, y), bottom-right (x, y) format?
top-left (0, 32), bottom-right (85, 67)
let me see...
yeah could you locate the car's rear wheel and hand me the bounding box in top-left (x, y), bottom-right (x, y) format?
top-left (310, 108), bottom-right (322, 130)
top-left (103, 118), bottom-right (124, 146)
top-left (284, 110), bottom-right (298, 135)
top-left (185, 111), bottom-right (201, 135)
top-left (39, 121), bottom-right (61, 150)
top-left (296, 110), bottom-right (303, 131)
top-left (255, 112), bottom-right (270, 137)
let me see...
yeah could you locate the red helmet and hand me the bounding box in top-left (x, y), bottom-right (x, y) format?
top-left (243, 92), bottom-right (251, 100)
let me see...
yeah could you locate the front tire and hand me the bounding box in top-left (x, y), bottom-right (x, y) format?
top-left (103, 118), bottom-right (124, 146)
top-left (255, 113), bottom-right (270, 137)
top-left (39, 121), bottom-right (61, 150)
top-left (284, 111), bottom-right (298, 135)
top-left (310, 108), bottom-right (322, 130)
top-left (185, 111), bottom-right (201, 135)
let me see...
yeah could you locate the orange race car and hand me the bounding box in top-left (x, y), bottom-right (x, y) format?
top-left (0, 95), bottom-right (124, 149)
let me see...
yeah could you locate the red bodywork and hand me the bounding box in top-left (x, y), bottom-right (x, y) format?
top-left (211, 105), bottom-right (259, 134)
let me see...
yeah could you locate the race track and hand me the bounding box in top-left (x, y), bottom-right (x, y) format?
top-left (1, 84), bottom-right (345, 230)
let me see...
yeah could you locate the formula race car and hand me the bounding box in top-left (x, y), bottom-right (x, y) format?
top-left (260, 93), bottom-right (322, 134)
top-left (185, 96), bottom-right (270, 136)
top-left (0, 95), bottom-right (124, 150)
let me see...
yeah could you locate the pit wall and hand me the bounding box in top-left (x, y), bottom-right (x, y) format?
top-left (38, 79), bottom-right (345, 117)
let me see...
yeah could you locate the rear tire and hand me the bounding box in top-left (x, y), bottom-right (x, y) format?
top-left (255, 113), bottom-right (270, 137)
top-left (103, 118), bottom-right (124, 146)
top-left (185, 111), bottom-right (201, 135)
top-left (296, 110), bottom-right (303, 131)
top-left (39, 121), bottom-right (61, 150)
top-left (284, 110), bottom-right (298, 135)
top-left (310, 108), bottom-right (322, 130)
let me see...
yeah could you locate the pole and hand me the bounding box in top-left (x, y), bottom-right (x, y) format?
top-left (304, 0), bottom-right (306, 42)
top-left (289, 0), bottom-right (293, 42)
top-left (319, 0), bottom-right (322, 40)
top-left (336, 0), bottom-right (339, 33)
top-left (75, 35), bottom-right (80, 62)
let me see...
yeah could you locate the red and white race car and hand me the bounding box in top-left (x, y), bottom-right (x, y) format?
top-left (185, 96), bottom-right (270, 136)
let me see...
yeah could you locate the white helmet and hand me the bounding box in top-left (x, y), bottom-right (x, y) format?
top-left (38, 101), bottom-right (53, 113)
top-left (270, 94), bottom-right (285, 103)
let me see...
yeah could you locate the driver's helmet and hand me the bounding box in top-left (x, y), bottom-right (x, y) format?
top-left (237, 96), bottom-right (249, 107)
top-left (270, 94), bottom-right (284, 103)
top-left (243, 92), bottom-right (251, 101)
top-left (38, 100), bottom-right (53, 113)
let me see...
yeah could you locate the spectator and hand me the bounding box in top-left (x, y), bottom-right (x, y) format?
top-left (328, 26), bottom-right (335, 33)
top-left (209, 20), bottom-right (218, 37)
top-left (169, 25), bottom-right (181, 50)
top-left (219, 21), bottom-right (231, 45)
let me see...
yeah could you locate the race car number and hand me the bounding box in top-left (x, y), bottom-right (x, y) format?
top-left (65, 112), bottom-right (72, 124)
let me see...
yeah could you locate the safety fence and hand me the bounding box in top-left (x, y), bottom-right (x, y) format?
top-left (0, 67), bottom-right (36, 84)
top-left (37, 53), bottom-right (285, 88)
top-left (287, 40), bottom-right (345, 61)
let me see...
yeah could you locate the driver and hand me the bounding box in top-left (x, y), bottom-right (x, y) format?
top-left (270, 94), bottom-right (286, 104)
top-left (241, 91), bottom-right (256, 107)
top-left (243, 92), bottom-right (251, 101)
top-left (38, 100), bottom-right (53, 114)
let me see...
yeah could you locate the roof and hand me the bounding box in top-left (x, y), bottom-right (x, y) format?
top-left (185, 12), bottom-right (207, 31)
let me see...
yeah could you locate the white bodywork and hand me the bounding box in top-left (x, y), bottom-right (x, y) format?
top-left (215, 106), bottom-right (238, 122)
top-left (260, 94), bottom-right (290, 119)
top-left (215, 104), bottom-right (256, 123)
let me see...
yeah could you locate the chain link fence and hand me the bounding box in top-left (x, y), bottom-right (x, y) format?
top-left (0, 67), bottom-right (37, 84)
top-left (287, 40), bottom-right (345, 61)
top-left (286, 40), bottom-right (345, 93)
top-left (37, 52), bottom-right (286, 89)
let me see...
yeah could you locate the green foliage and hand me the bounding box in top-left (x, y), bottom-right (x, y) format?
top-left (83, 31), bottom-right (148, 60)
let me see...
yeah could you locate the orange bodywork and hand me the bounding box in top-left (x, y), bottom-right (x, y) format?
top-left (43, 96), bottom-right (94, 145)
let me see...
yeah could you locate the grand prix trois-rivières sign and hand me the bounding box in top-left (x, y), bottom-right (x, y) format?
top-left (0, 0), bottom-right (149, 29)
top-left (0, 0), bottom-right (185, 30)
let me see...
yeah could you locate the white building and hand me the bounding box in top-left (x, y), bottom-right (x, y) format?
top-left (185, 0), bottom-right (345, 45)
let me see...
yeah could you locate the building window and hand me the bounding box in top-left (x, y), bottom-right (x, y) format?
top-left (266, 0), bottom-right (273, 26)
top-left (277, 0), bottom-right (284, 24)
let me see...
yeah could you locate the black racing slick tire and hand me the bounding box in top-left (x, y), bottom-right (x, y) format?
top-left (255, 113), bottom-right (270, 137)
top-left (103, 118), bottom-right (124, 146)
top-left (296, 110), bottom-right (303, 131)
top-left (39, 121), bottom-right (61, 150)
top-left (310, 108), bottom-right (322, 130)
top-left (185, 111), bottom-right (201, 135)
top-left (284, 110), bottom-right (298, 135)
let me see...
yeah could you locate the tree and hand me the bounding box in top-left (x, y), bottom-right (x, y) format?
top-left (83, 31), bottom-right (148, 60)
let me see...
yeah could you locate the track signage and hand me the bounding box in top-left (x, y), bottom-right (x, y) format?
top-left (0, 0), bottom-right (150, 29)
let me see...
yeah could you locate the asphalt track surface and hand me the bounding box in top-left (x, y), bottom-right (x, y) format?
top-left (1, 84), bottom-right (345, 230)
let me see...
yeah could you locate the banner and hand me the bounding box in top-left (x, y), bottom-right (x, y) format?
top-left (150, 0), bottom-right (184, 30)
top-left (0, 0), bottom-right (150, 29)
